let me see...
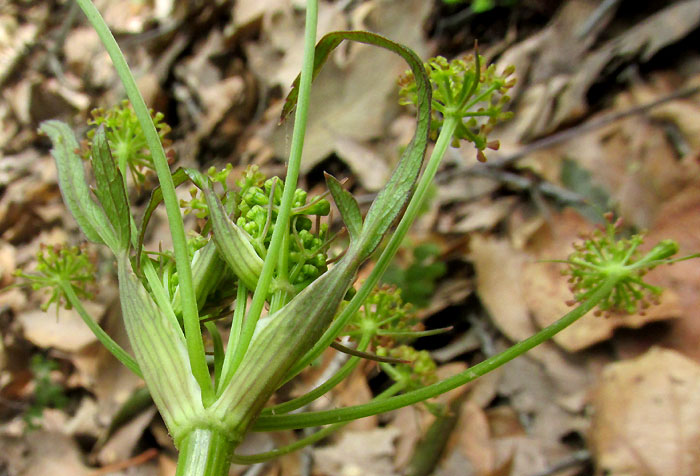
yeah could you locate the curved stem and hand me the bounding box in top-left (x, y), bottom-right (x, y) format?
top-left (74, 0), bottom-right (212, 404)
top-left (285, 115), bottom-right (461, 380)
top-left (61, 282), bottom-right (142, 378)
top-left (254, 277), bottom-right (617, 430)
top-left (233, 379), bottom-right (404, 463)
top-left (222, 0), bottom-right (319, 383)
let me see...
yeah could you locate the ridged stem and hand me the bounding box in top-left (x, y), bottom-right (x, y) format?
top-left (175, 429), bottom-right (235, 476)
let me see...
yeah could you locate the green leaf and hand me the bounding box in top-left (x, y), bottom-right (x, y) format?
top-left (283, 32), bottom-right (431, 260)
top-left (117, 255), bottom-right (204, 441)
top-left (136, 168), bottom-right (196, 270)
top-left (201, 178), bottom-right (265, 291)
top-left (39, 120), bottom-right (118, 250)
top-left (209, 32), bottom-right (430, 433)
top-left (90, 125), bottom-right (131, 251)
top-left (324, 173), bottom-right (362, 242)
top-left (211, 255), bottom-right (358, 435)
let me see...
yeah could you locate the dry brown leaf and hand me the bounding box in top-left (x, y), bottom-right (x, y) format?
top-left (486, 406), bottom-right (525, 440)
top-left (470, 234), bottom-right (532, 343)
top-left (470, 232), bottom-right (594, 395)
top-left (590, 347), bottom-right (700, 476)
top-left (492, 436), bottom-right (575, 476)
top-left (96, 0), bottom-right (153, 33)
top-left (497, 356), bottom-right (584, 444)
top-left (0, 431), bottom-right (91, 476)
top-left (558, 79), bottom-right (698, 229)
top-left (644, 185), bottom-right (700, 362)
top-left (314, 427), bottom-right (400, 476)
top-left (231, 0), bottom-right (291, 30)
top-left (499, 0), bottom-right (700, 140)
top-left (440, 197), bottom-right (517, 235)
top-left (258, 0), bottom-right (430, 177)
top-left (64, 27), bottom-right (115, 88)
top-left (18, 301), bottom-right (104, 352)
top-left (332, 135), bottom-right (391, 192)
top-left (448, 400), bottom-right (496, 476)
top-left (97, 407), bottom-right (157, 466)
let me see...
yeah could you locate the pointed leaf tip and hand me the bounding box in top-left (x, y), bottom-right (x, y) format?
top-left (325, 172), bottom-right (362, 242)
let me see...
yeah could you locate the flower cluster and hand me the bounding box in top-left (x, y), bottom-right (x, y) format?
top-left (562, 214), bottom-right (680, 316)
top-left (86, 100), bottom-right (172, 186)
top-left (399, 54), bottom-right (515, 160)
top-left (344, 285), bottom-right (420, 347)
top-left (14, 244), bottom-right (96, 311)
top-left (234, 166), bottom-right (331, 286)
top-left (181, 164), bottom-right (234, 219)
top-left (377, 344), bottom-right (437, 390)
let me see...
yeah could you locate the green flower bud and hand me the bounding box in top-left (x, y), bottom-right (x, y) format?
top-left (295, 217), bottom-right (313, 232)
top-left (293, 189), bottom-right (307, 207)
top-left (304, 199), bottom-right (331, 216)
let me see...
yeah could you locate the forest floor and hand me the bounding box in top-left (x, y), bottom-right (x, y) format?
top-left (3, 1), bottom-right (700, 475)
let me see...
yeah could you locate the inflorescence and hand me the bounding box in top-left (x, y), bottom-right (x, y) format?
top-left (561, 214), bottom-right (680, 316)
top-left (14, 244), bottom-right (96, 311)
top-left (399, 53), bottom-right (515, 161)
top-left (85, 100), bottom-right (172, 187)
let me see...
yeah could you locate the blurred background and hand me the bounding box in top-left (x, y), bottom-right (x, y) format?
top-left (2, 1), bottom-right (700, 475)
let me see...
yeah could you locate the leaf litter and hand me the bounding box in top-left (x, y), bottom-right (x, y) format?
top-left (2, 1), bottom-right (700, 475)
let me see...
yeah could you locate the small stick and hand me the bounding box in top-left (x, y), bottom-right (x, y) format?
top-left (89, 448), bottom-right (159, 476)
top-left (486, 84), bottom-right (700, 170)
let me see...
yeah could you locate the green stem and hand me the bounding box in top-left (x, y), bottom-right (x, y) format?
top-left (254, 277), bottom-right (618, 430)
top-left (175, 428), bottom-right (235, 476)
top-left (233, 378), bottom-right (404, 463)
top-left (221, 0), bottom-right (319, 383)
top-left (61, 282), bottom-right (142, 378)
top-left (285, 115), bottom-right (461, 380)
top-left (218, 284), bottom-right (247, 395)
top-left (74, 0), bottom-right (212, 403)
top-left (270, 228), bottom-right (292, 313)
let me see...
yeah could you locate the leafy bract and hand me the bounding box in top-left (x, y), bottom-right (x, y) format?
top-left (324, 173), bottom-right (362, 242)
top-left (40, 120), bottom-right (120, 252)
top-left (208, 30), bottom-right (431, 438)
top-left (283, 31), bottom-right (431, 261)
top-left (90, 126), bottom-right (132, 251)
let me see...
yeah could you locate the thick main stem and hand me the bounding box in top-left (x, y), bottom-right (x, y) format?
top-left (176, 429), bottom-right (235, 476)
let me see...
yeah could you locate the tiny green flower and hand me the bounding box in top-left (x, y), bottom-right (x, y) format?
top-left (561, 214), bottom-right (681, 316)
top-left (344, 285), bottom-right (419, 347)
top-left (378, 344), bottom-right (438, 390)
top-left (14, 244), bottom-right (96, 311)
top-left (86, 100), bottom-right (172, 187)
top-left (399, 53), bottom-right (515, 160)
